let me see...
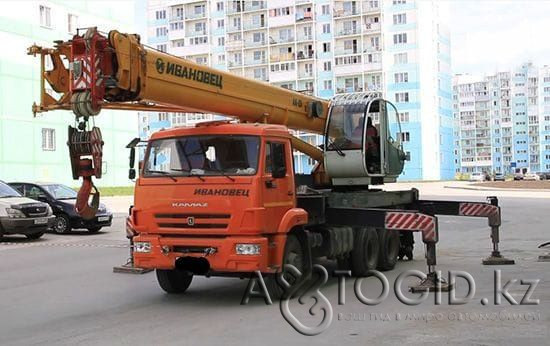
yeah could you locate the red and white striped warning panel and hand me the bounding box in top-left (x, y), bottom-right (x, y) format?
top-left (385, 212), bottom-right (437, 242)
top-left (459, 203), bottom-right (499, 217)
top-left (72, 57), bottom-right (92, 90)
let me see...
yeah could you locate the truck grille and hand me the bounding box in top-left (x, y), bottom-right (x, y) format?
top-left (155, 213), bottom-right (230, 230)
top-left (20, 203), bottom-right (48, 217)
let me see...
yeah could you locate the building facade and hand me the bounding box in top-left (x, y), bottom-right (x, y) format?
top-left (453, 62), bottom-right (550, 175)
top-left (142, 0), bottom-right (454, 180)
top-left (0, 0), bottom-right (140, 186)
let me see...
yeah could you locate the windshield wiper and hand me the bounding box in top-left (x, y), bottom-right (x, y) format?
top-left (171, 168), bottom-right (205, 181)
top-left (328, 140), bottom-right (346, 157)
top-left (212, 167), bottom-right (236, 182)
top-left (146, 170), bottom-right (177, 182)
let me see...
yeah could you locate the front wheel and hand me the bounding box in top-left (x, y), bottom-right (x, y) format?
top-left (266, 234), bottom-right (305, 300)
top-left (26, 232), bottom-right (44, 240)
top-left (156, 269), bottom-right (193, 294)
top-left (53, 215), bottom-right (71, 234)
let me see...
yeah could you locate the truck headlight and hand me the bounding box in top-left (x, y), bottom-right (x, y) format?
top-left (134, 241), bottom-right (151, 253)
top-left (235, 244), bottom-right (261, 255)
top-left (6, 208), bottom-right (26, 218)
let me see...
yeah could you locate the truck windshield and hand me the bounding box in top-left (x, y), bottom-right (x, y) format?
top-left (144, 135), bottom-right (260, 177)
top-left (0, 182), bottom-right (22, 198)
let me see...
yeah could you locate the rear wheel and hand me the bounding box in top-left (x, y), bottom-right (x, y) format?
top-left (377, 228), bottom-right (400, 271)
top-left (156, 269), bottom-right (193, 294)
top-left (350, 227), bottom-right (379, 276)
top-left (25, 232), bottom-right (44, 240)
top-left (267, 234), bottom-right (305, 300)
top-left (53, 214), bottom-right (71, 234)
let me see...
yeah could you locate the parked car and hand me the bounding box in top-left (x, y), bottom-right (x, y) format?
top-left (9, 182), bottom-right (112, 234)
top-left (523, 172), bottom-right (540, 181)
top-left (470, 172), bottom-right (487, 182)
top-left (536, 172), bottom-right (550, 180)
top-left (513, 172), bottom-right (524, 180)
top-left (0, 180), bottom-right (54, 239)
top-left (493, 173), bottom-right (505, 181)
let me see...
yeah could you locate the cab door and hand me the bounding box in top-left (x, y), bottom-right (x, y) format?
top-left (261, 139), bottom-right (295, 232)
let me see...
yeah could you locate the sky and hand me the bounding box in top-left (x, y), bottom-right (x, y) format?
top-left (449, 0), bottom-right (550, 76)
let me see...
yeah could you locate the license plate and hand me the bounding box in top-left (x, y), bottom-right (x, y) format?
top-left (97, 216), bottom-right (110, 222)
top-left (34, 218), bottom-right (48, 225)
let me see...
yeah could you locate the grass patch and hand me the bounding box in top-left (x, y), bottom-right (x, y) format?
top-left (72, 186), bottom-right (134, 196)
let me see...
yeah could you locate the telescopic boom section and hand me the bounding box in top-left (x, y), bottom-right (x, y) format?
top-left (28, 28), bottom-right (329, 134)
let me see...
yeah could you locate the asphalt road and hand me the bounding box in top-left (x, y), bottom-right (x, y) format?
top-left (0, 196), bottom-right (548, 345)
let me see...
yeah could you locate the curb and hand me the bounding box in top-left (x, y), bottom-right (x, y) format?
top-left (444, 185), bottom-right (550, 192)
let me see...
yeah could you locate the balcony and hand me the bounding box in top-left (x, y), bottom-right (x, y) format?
top-left (170, 14), bottom-right (184, 22)
top-left (298, 71), bottom-right (314, 79)
top-left (228, 60), bottom-right (243, 68)
top-left (333, 9), bottom-right (360, 18)
top-left (336, 86), bottom-right (363, 94)
top-left (297, 50), bottom-right (314, 60)
top-left (269, 36), bottom-right (295, 45)
top-left (226, 25), bottom-right (242, 33)
top-left (296, 12), bottom-right (313, 22)
top-left (270, 53), bottom-right (295, 63)
top-left (243, 23), bottom-right (266, 31)
top-left (243, 2), bottom-right (266, 12)
top-left (187, 30), bottom-right (207, 37)
top-left (186, 12), bottom-right (206, 20)
top-left (363, 22), bottom-right (381, 32)
top-left (362, 2), bottom-right (380, 13)
top-left (226, 40), bottom-right (243, 50)
top-left (244, 58), bottom-right (267, 66)
top-left (335, 28), bottom-right (362, 37)
top-left (245, 39), bottom-right (266, 47)
top-left (296, 34), bottom-right (313, 42)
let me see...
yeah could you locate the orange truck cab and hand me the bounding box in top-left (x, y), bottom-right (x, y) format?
top-left (129, 121), bottom-right (307, 276)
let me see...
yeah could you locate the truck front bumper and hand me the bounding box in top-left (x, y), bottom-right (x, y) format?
top-left (133, 234), bottom-right (273, 273)
top-left (0, 216), bottom-right (55, 235)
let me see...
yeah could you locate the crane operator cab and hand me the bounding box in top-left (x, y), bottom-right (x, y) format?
top-left (324, 93), bottom-right (408, 186)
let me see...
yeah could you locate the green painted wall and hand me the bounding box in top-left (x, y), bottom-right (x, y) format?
top-left (0, 1), bottom-right (139, 187)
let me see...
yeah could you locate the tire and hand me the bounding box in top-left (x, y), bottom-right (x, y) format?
top-left (53, 214), bottom-right (71, 234)
top-left (267, 234), bottom-right (305, 300)
top-left (376, 228), bottom-right (400, 271)
top-left (87, 227), bottom-right (102, 233)
top-left (156, 269), bottom-right (193, 294)
top-left (350, 227), bottom-right (379, 276)
top-left (26, 232), bottom-right (44, 240)
top-left (398, 232), bottom-right (414, 261)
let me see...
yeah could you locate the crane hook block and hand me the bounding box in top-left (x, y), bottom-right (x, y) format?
top-left (68, 125), bottom-right (104, 218)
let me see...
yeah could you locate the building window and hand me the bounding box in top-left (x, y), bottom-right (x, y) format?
top-left (218, 54), bottom-right (225, 63)
top-left (156, 27), bottom-right (168, 37)
top-left (398, 132), bottom-right (410, 142)
top-left (323, 80), bottom-right (333, 90)
top-left (399, 112), bottom-right (410, 122)
top-left (322, 4), bottom-right (330, 15)
top-left (322, 42), bottom-right (331, 52)
top-left (322, 24), bottom-right (331, 34)
top-left (42, 128), bottom-right (55, 151)
top-left (39, 5), bottom-right (52, 28)
top-left (395, 92), bottom-right (409, 103)
top-left (393, 33), bottom-right (408, 44)
top-left (217, 19), bottom-right (224, 28)
top-left (155, 10), bottom-right (166, 20)
top-left (394, 52), bottom-right (408, 64)
top-left (218, 37), bottom-right (225, 46)
top-left (394, 72), bottom-right (409, 83)
top-left (393, 0), bottom-right (406, 4)
top-left (157, 44), bottom-right (167, 52)
top-left (393, 13), bottom-right (407, 25)
top-left (216, 2), bottom-right (224, 11)
top-left (68, 14), bottom-right (78, 34)
top-left (158, 113), bottom-right (169, 121)
top-left (323, 61), bottom-right (331, 71)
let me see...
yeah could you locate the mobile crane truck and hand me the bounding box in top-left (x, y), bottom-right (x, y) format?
top-left (28, 28), bottom-right (514, 295)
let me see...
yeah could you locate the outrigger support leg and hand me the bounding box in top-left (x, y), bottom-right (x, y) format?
top-left (409, 229), bottom-right (451, 293)
top-left (481, 197), bottom-right (515, 265)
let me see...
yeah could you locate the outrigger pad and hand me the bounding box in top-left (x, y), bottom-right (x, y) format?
top-left (409, 272), bottom-right (452, 293)
top-left (538, 254), bottom-right (550, 262)
top-left (113, 262), bottom-right (153, 274)
top-left (482, 252), bottom-right (515, 265)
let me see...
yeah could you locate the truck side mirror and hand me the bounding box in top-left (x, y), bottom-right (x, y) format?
top-left (128, 168), bottom-right (136, 180)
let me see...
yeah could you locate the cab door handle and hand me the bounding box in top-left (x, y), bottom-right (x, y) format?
top-left (265, 180), bottom-right (277, 188)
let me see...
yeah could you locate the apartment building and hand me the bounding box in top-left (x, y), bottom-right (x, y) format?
top-left (453, 62), bottom-right (550, 175)
top-left (141, 0), bottom-right (453, 180)
top-left (0, 1), bottom-right (139, 186)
